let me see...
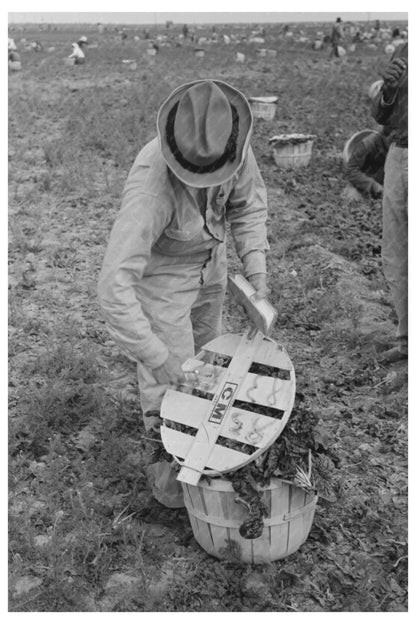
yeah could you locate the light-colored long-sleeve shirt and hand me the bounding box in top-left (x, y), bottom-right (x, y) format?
top-left (69, 43), bottom-right (85, 59)
top-left (98, 137), bottom-right (269, 368)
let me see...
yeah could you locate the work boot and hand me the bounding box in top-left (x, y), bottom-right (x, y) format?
top-left (146, 460), bottom-right (185, 508)
top-left (143, 410), bottom-right (185, 509)
top-left (379, 345), bottom-right (408, 364)
top-left (381, 369), bottom-right (408, 394)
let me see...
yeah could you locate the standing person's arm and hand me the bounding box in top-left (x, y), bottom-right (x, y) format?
top-left (371, 46), bottom-right (407, 125)
top-left (97, 165), bottom-right (172, 371)
top-left (226, 147), bottom-right (270, 298)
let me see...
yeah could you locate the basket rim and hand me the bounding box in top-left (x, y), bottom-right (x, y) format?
top-left (190, 475), bottom-right (303, 492)
top-left (249, 96), bottom-right (278, 103)
top-left (269, 133), bottom-right (316, 145)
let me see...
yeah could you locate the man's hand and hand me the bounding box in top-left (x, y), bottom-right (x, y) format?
top-left (382, 57), bottom-right (407, 101)
top-left (152, 353), bottom-right (186, 386)
top-left (247, 273), bottom-right (270, 300)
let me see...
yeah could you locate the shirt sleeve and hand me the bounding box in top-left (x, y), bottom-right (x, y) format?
top-left (226, 146), bottom-right (270, 277)
top-left (97, 165), bottom-right (172, 370)
top-left (370, 45), bottom-right (403, 125)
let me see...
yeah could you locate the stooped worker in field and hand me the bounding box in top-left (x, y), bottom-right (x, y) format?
top-left (98, 79), bottom-right (270, 507)
top-left (68, 42), bottom-right (85, 65)
top-left (370, 42), bottom-right (408, 365)
top-left (77, 35), bottom-right (88, 50)
top-left (343, 82), bottom-right (392, 201)
top-left (343, 127), bottom-right (391, 200)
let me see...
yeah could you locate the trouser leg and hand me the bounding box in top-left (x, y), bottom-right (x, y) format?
top-left (137, 244), bottom-right (227, 419)
top-left (136, 265), bottom-right (200, 424)
top-left (135, 245), bottom-right (227, 507)
top-left (382, 145), bottom-right (408, 348)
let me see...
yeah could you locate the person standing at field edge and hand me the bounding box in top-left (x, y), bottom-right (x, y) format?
top-left (98, 79), bottom-right (270, 508)
top-left (329, 17), bottom-right (344, 59)
top-left (371, 42), bottom-right (408, 366)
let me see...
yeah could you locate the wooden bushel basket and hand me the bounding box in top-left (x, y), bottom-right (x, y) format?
top-left (269, 133), bottom-right (315, 168)
top-left (248, 96), bottom-right (278, 121)
top-left (8, 60), bottom-right (22, 71)
top-left (182, 477), bottom-right (318, 564)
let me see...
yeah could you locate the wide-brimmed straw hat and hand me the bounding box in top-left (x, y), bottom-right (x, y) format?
top-left (343, 129), bottom-right (379, 164)
top-left (157, 79), bottom-right (253, 187)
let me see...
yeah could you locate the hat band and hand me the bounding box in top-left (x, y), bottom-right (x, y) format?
top-left (166, 102), bottom-right (239, 174)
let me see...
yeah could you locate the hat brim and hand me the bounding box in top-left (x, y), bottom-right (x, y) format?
top-left (343, 129), bottom-right (379, 164)
top-left (157, 79), bottom-right (253, 188)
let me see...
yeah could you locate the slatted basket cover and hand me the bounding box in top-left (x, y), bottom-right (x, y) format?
top-left (160, 332), bottom-right (296, 485)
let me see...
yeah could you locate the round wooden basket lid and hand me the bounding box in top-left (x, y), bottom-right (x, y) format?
top-left (160, 332), bottom-right (296, 486)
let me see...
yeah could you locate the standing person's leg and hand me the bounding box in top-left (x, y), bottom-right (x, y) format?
top-left (135, 256), bottom-right (206, 507)
top-left (136, 256), bottom-right (204, 425)
top-left (382, 145), bottom-right (408, 357)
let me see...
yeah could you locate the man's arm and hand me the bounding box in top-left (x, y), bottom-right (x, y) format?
top-left (97, 166), bottom-right (171, 370)
top-left (371, 46), bottom-right (407, 125)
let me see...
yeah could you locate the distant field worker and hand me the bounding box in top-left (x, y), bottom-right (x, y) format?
top-left (371, 42), bottom-right (408, 364)
top-left (77, 35), bottom-right (88, 50)
top-left (330, 17), bottom-right (344, 58)
top-left (344, 128), bottom-right (391, 199)
top-left (8, 49), bottom-right (21, 63)
top-left (98, 79), bottom-right (270, 508)
top-left (68, 42), bottom-right (85, 65)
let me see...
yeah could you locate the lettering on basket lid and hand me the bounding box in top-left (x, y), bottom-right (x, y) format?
top-left (208, 381), bottom-right (238, 425)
